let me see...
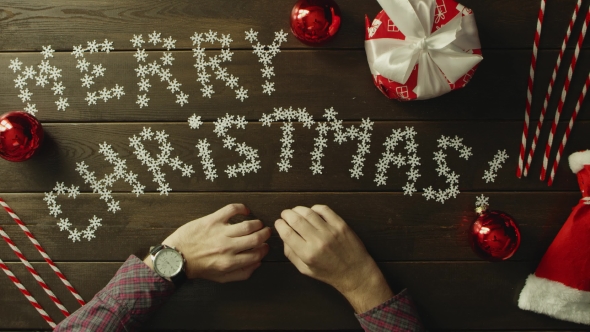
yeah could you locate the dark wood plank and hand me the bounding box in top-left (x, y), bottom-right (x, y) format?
top-left (0, 192), bottom-right (579, 262)
top-left (0, 121), bottom-right (585, 192)
top-left (0, 0), bottom-right (587, 51)
top-left (0, 261), bottom-right (586, 330)
top-left (3, 49), bottom-right (590, 122)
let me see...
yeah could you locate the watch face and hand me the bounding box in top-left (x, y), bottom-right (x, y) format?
top-left (154, 248), bottom-right (183, 278)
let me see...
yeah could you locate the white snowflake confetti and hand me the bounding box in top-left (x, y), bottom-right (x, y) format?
top-left (188, 114), bottom-right (203, 130)
top-left (136, 94), bottom-right (150, 108)
top-left (424, 135), bottom-right (472, 204)
top-left (55, 97), bottom-right (69, 111)
top-left (41, 45), bottom-right (55, 59)
top-left (236, 86), bottom-right (249, 102)
top-left (18, 89), bottom-right (33, 103)
top-left (9, 58), bottom-right (23, 73)
top-left (475, 194), bottom-right (490, 210)
top-left (262, 80), bottom-right (275, 95)
top-left (24, 103), bottom-right (38, 115)
top-left (482, 150), bottom-right (509, 183)
top-left (131, 34), bottom-right (145, 48)
top-left (148, 31), bottom-right (162, 45)
top-left (175, 91), bottom-right (189, 107)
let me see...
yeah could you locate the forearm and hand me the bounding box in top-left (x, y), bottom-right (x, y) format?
top-left (55, 255), bottom-right (175, 331)
top-left (355, 289), bottom-right (427, 332)
top-left (339, 262), bottom-right (394, 314)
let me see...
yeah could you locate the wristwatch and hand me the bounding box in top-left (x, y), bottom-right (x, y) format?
top-left (149, 244), bottom-right (187, 287)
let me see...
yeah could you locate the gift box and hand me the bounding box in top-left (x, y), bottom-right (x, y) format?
top-left (365, 0), bottom-right (483, 101)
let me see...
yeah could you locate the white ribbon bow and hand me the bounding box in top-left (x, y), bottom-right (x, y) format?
top-left (366, 0), bottom-right (483, 100)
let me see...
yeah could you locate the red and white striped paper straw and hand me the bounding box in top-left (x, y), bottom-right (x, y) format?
top-left (0, 256), bottom-right (56, 328)
top-left (517, 0), bottom-right (547, 178)
top-left (0, 198), bottom-right (85, 306)
top-left (523, 0), bottom-right (583, 177)
top-left (0, 226), bottom-right (70, 317)
top-left (541, 8), bottom-right (590, 181)
top-left (548, 73), bottom-right (590, 186)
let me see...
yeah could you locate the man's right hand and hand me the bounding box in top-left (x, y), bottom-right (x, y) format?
top-left (275, 205), bottom-right (394, 314)
top-left (148, 203), bottom-right (272, 283)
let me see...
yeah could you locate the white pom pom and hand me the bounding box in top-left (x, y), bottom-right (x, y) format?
top-left (568, 150), bottom-right (590, 174)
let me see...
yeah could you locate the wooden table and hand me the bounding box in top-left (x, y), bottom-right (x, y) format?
top-left (0, 0), bottom-right (588, 330)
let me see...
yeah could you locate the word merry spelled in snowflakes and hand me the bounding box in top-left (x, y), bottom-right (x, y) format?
top-left (44, 107), bottom-right (508, 242)
top-left (8, 29), bottom-right (289, 114)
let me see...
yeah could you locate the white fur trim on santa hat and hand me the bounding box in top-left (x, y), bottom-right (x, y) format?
top-left (518, 274), bottom-right (590, 325)
top-left (569, 150), bottom-right (590, 174)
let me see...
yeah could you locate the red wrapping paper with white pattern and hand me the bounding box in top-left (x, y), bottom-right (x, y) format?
top-left (365, 0), bottom-right (483, 101)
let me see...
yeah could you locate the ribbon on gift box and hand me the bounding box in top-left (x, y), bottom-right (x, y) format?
top-left (366, 0), bottom-right (483, 100)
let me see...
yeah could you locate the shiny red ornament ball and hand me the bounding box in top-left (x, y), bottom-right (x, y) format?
top-left (0, 111), bottom-right (44, 162)
top-left (290, 0), bottom-right (342, 45)
top-left (469, 210), bottom-right (521, 262)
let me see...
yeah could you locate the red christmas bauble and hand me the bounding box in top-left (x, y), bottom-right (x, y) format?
top-left (0, 111), bottom-right (44, 162)
top-left (469, 210), bottom-right (521, 261)
top-left (290, 0), bottom-right (342, 45)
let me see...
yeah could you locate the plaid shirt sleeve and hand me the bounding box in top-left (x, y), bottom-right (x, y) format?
top-left (54, 255), bottom-right (175, 332)
top-left (355, 289), bottom-right (427, 332)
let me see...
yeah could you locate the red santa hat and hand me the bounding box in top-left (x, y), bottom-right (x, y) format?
top-left (518, 150), bottom-right (590, 325)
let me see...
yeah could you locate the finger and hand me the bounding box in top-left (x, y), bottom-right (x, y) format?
top-left (231, 227), bottom-right (272, 252)
top-left (230, 244), bottom-right (269, 269)
top-left (212, 203), bottom-right (250, 223)
top-left (283, 242), bottom-right (311, 275)
top-left (311, 205), bottom-right (347, 229)
top-left (280, 209), bottom-right (317, 240)
top-left (226, 219), bottom-right (264, 237)
top-left (291, 206), bottom-right (328, 231)
top-left (275, 219), bottom-right (306, 250)
top-left (221, 262), bottom-right (262, 283)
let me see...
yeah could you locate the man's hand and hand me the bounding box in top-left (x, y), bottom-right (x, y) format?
top-left (145, 203), bottom-right (271, 283)
top-left (275, 205), bottom-right (393, 314)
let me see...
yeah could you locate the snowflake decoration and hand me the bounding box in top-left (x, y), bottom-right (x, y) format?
top-left (131, 32), bottom-right (188, 108)
top-left (482, 150), bottom-right (509, 183)
top-left (131, 34), bottom-right (145, 48)
top-left (45, 184), bottom-right (105, 243)
top-left (136, 94), bottom-right (150, 108)
top-left (9, 58), bottom-right (23, 73)
top-left (475, 194), bottom-right (490, 210)
top-left (424, 135), bottom-right (472, 204)
top-left (245, 29), bottom-right (259, 43)
top-left (148, 31), bottom-right (162, 45)
top-left (55, 97), bottom-right (69, 111)
top-left (211, 114), bottom-right (261, 179)
top-left (24, 103), bottom-right (38, 115)
top-left (196, 139), bottom-right (218, 181)
top-left (262, 81), bottom-right (275, 95)
top-left (259, 107), bottom-right (315, 172)
top-left (188, 114), bottom-right (204, 130)
top-left (130, 127), bottom-right (195, 195)
top-left (374, 127), bottom-right (421, 195)
top-left (235, 86), bottom-right (249, 102)
top-left (191, 30), bottom-right (248, 101)
top-left (246, 29), bottom-right (287, 96)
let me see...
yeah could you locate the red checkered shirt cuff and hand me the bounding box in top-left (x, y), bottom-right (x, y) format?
top-left (54, 255), bottom-right (175, 331)
top-left (355, 289), bottom-right (427, 332)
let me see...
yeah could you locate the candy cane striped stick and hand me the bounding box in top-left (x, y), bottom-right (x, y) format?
top-left (523, 0), bottom-right (583, 177)
top-left (0, 257), bottom-right (56, 328)
top-left (518, 0), bottom-right (546, 178)
top-left (0, 226), bottom-right (70, 317)
top-left (548, 73), bottom-right (590, 186)
top-left (541, 8), bottom-right (590, 181)
top-left (0, 198), bottom-right (85, 306)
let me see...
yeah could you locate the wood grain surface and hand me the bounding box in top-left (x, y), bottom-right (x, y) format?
top-left (0, 0), bottom-right (588, 331)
